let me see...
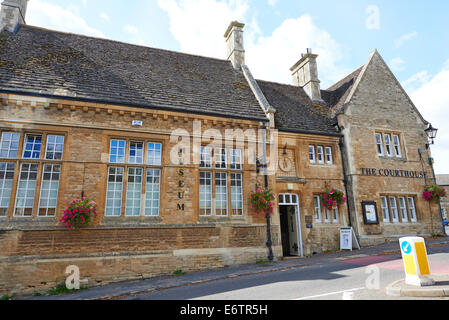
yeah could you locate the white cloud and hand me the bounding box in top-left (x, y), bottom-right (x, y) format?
top-left (409, 59), bottom-right (449, 174)
top-left (27, 0), bottom-right (104, 38)
top-left (124, 24), bottom-right (140, 35)
top-left (100, 12), bottom-right (110, 22)
top-left (401, 70), bottom-right (431, 93)
top-left (157, 0), bottom-right (249, 59)
top-left (268, 0), bottom-right (280, 6)
top-left (390, 57), bottom-right (405, 72)
top-left (158, 0), bottom-right (347, 87)
top-left (395, 31), bottom-right (417, 48)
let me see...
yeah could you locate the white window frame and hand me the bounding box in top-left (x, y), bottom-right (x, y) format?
top-left (384, 134), bottom-right (393, 157)
top-left (324, 207), bottom-right (331, 223)
top-left (125, 167), bottom-right (143, 217)
top-left (317, 146), bottom-right (324, 164)
top-left (105, 167), bottom-right (124, 217)
top-left (145, 169), bottom-right (161, 217)
top-left (14, 163), bottom-right (39, 217)
top-left (398, 197), bottom-right (408, 222)
top-left (375, 133), bottom-right (384, 156)
top-left (230, 149), bottom-right (242, 170)
top-left (314, 195), bottom-right (322, 222)
top-left (214, 147), bottom-right (227, 169)
top-left (392, 134), bottom-right (402, 158)
top-left (408, 197), bottom-right (417, 222)
top-left (200, 146), bottom-right (212, 168)
top-left (309, 146), bottom-right (316, 164)
top-left (0, 132), bottom-right (20, 159)
top-left (389, 196), bottom-right (399, 222)
top-left (0, 162), bottom-right (15, 217)
top-left (325, 147), bottom-right (333, 164)
top-left (199, 171), bottom-right (212, 216)
top-left (332, 206), bottom-right (339, 222)
top-left (22, 134), bottom-right (43, 159)
top-left (45, 135), bottom-right (65, 160)
top-left (381, 196), bottom-right (390, 222)
top-left (38, 164), bottom-right (60, 217)
top-left (215, 172), bottom-right (228, 216)
top-left (109, 139), bottom-right (126, 164)
top-left (230, 173), bottom-right (243, 216)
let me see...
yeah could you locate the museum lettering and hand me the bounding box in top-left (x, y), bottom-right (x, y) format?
top-left (361, 168), bottom-right (427, 179)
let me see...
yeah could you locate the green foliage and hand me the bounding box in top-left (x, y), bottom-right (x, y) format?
top-left (250, 188), bottom-right (275, 215)
top-left (1, 294), bottom-right (12, 300)
top-left (173, 269), bottom-right (186, 276)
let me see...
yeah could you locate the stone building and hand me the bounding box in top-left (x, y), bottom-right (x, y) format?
top-left (436, 175), bottom-right (449, 220)
top-left (0, 1), bottom-right (444, 294)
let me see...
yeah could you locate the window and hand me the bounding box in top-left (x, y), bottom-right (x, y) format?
top-left (129, 141), bottom-right (144, 164)
top-left (309, 146), bottom-right (316, 164)
top-left (215, 172), bottom-right (228, 216)
top-left (215, 148), bottom-right (227, 169)
top-left (109, 140), bottom-right (126, 163)
top-left (398, 197), bottom-right (408, 222)
top-left (230, 173), bottom-right (243, 216)
top-left (200, 146), bottom-right (212, 168)
top-left (199, 171), bottom-right (212, 216)
top-left (147, 142), bottom-right (162, 166)
top-left (0, 162), bottom-right (15, 217)
top-left (45, 135), bottom-right (64, 160)
top-left (314, 195), bottom-right (322, 222)
top-left (408, 197), bottom-right (417, 222)
top-left (325, 147), bottom-right (333, 164)
top-left (0, 132), bottom-right (20, 158)
top-left (384, 134), bottom-right (393, 157)
top-left (125, 168), bottom-right (143, 216)
top-left (230, 149), bottom-right (242, 170)
top-left (332, 206), bottom-right (339, 222)
top-left (145, 169), bottom-right (160, 216)
top-left (392, 135), bottom-right (402, 158)
top-left (375, 133), bottom-right (384, 156)
top-left (389, 197), bottom-right (399, 222)
top-left (324, 206), bottom-right (330, 222)
top-left (14, 163), bottom-right (38, 217)
top-left (105, 167), bottom-right (124, 217)
top-left (23, 134), bottom-right (42, 159)
top-left (381, 196), bottom-right (389, 222)
top-left (38, 164), bottom-right (60, 217)
top-left (317, 146), bottom-right (324, 164)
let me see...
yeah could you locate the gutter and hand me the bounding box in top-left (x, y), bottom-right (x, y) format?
top-left (0, 88), bottom-right (269, 123)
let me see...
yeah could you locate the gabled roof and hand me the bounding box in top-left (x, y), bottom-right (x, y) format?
top-left (256, 79), bottom-right (339, 136)
top-left (0, 25), bottom-right (267, 121)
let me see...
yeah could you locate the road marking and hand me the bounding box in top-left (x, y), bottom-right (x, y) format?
top-left (293, 287), bottom-right (364, 300)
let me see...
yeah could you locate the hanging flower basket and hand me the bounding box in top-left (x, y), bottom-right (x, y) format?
top-left (250, 188), bottom-right (275, 216)
top-left (322, 187), bottom-right (346, 210)
top-left (59, 197), bottom-right (97, 230)
top-left (423, 184), bottom-right (446, 203)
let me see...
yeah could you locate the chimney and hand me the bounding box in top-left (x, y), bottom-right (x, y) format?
top-left (290, 48), bottom-right (322, 102)
top-left (0, 0), bottom-right (28, 33)
top-left (224, 21), bottom-right (245, 69)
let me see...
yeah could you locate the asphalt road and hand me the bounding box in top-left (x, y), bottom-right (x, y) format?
top-left (127, 243), bottom-right (449, 301)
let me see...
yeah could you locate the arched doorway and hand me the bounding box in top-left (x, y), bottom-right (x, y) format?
top-left (278, 193), bottom-right (303, 257)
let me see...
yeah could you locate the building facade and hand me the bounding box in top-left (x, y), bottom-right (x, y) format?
top-left (0, 2), bottom-right (445, 294)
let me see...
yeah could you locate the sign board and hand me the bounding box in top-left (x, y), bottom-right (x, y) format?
top-left (132, 120), bottom-right (143, 127)
top-left (340, 227), bottom-right (360, 251)
top-left (362, 201), bottom-right (379, 225)
top-left (399, 237), bottom-right (434, 286)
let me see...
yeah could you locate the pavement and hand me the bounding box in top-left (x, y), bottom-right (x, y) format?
top-left (23, 235), bottom-right (449, 300)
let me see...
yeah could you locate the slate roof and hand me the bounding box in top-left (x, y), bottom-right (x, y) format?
top-left (256, 79), bottom-right (338, 135)
top-left (0, 25), bottom-right (267, 121)
top-left (321, 66), bottom-right (363, 116)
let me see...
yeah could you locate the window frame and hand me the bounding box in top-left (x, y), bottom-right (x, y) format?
top-left (309, 145), bottom-right (316, 164)
top-left (381, 196), bottom-right (390, 222)
top-left (375, 133), bottom-right (384, 156)
top-left (325, 147), bottom-right (333, 164)
top-left (389, 196), bottom-right (399, 223)
top-left (314, 195), bottom-right (322, 222)
top-left (398, 196), bottom-right (408, 222)
top-left (384, 134), bottom-right (393, 157)
top-left (0, 132), bottom-right (20, 159)
top-left (392, 134), bottom-right (402, 158)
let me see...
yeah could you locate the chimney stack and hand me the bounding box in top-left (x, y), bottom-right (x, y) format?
top-left (290, 48), bottom-right (322, 102)
top-left (224, 21), bottom-right (245, 69)
top-left (0, 0), bottom-right (28, 33)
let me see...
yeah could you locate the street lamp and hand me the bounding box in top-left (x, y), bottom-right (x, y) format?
top-left (425, 124), bottom-right (438, 149)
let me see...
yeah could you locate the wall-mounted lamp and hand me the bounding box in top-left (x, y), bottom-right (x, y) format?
top-left (425, 123), bottom-right (438, 149)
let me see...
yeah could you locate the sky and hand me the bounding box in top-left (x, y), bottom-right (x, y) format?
top-left (24, 0), bottom-right (449, 175)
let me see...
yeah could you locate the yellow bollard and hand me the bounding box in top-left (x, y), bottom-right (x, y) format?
top-left (399, 237), bottom-right (435, 286)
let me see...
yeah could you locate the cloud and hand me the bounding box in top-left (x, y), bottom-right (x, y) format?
top-left (395, 31), bottom-right (417, 48)
top-left (158, 0), bottom-right (347, 87)
top-left (27, 0), bottom-right (104, 38)
top-left (100, 12), bottom-right (110, 22)
top-left (390, 57), bottom-right (405, 72)
top-left (409, 59), bottom-right (449, 174)
top-left (268, 0), bottom-right (280, 6)
top-left (401, 70), bottom-right (431, 93)
top-left (124, 24), bottom-right (140, 35)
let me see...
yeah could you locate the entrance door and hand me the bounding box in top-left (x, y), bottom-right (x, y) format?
top-left (278, 194), bottom-right (303, 257)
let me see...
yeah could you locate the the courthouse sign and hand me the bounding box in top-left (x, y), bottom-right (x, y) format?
top-left (361, 168), bottom-right (426, 179)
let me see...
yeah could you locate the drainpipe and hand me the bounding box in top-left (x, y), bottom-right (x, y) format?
top-left (338, 133), bottom-right (352, 228)
top-left (262, 122), bottom-right (274, 261)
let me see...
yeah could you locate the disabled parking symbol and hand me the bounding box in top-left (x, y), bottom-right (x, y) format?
top-left (401, 241), bottom-right (412, 255)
